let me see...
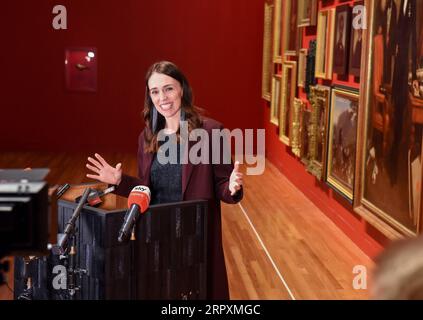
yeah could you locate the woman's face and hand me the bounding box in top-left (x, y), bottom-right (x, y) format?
top-left (148, 72), bottom-right (183, 119)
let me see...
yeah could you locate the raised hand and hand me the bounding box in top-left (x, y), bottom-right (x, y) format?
top-left (229, 161), bottom-right (244, 196)
top-left (86, 153), bottom-right (122, 186)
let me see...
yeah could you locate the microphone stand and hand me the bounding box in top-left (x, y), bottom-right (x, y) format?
top-left (17, 256), bottom-right (36, 300)
top-left (130, 225), bottom-right (136, 299)
top-left (67, 235), bottom-right (78, 300)
top-left (55, 188), bottom-right (90, 300)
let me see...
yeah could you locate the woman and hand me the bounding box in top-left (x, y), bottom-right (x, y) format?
top-left (86, 61), bottom-right (244, 299)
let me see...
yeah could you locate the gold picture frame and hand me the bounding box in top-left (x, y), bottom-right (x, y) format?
top-left (315, 8), bottom-right (335, 79)
top-left (279, 61), bottom-right (297, 145)
top-left (300, 107), bottom-right (312, 165)
top-left (292, 98), bottom-right (306, 157)
top-left (272, 0), bottom-right (282, 62)
top-left (270, 74), bottom-right (282, 126)
top-left (298, 48), bottom-right (308, 88)
top-left (353, 0), bottom-right (423, 239)
top-left (307, 85), bottom-right (331, 180)
top-left (298, 0), bottom-right (317, 27)
top-left (283, 0), bottom-right (300, 57)
top-left (326, 87), bottom-right (359, 201)
top-left (262, 1), bottom-right (274, 101)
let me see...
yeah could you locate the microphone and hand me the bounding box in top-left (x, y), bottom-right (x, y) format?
top-left (56, 183), bottom-right (70, 199)
top-left (118, 186), bottom-right (151, 243)
top-left (75, 185), bottom-right (116, 207)
top-left (53, 188), bottom-right (91, 255)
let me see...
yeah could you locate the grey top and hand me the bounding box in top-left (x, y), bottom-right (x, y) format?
top-left (150, 134), bottom-right (182, 205)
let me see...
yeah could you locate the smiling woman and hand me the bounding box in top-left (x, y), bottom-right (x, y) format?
top-left (85, 61), bottom-right (244, 299)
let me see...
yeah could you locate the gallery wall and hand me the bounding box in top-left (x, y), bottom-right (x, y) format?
top-left (262, 0), bottom-right (396, 257)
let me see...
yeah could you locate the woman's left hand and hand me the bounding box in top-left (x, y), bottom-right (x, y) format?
top-left (229, 161), bottom-right (244, 196)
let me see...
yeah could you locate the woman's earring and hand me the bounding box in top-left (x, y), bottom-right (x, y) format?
top-left (151, 107), bottom-right (158, 134)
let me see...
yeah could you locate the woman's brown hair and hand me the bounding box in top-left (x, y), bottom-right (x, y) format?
top-left (143, 61), bottom-right (203, 153)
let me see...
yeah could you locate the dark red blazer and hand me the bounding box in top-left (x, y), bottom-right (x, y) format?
top-left (114, 117), bottom-right (243, 299)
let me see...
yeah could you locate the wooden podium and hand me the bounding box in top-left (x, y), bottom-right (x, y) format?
top-left (14, 184), bottom-right (208, 300)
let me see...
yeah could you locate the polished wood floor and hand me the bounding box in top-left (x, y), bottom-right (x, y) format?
top-left (0, 152), bottom-right (372, 300)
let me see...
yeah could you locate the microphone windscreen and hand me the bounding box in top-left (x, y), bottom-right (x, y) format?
top-left (127, 186), bottom-right (151, 213)
top-left (87, 190), bottom-right (102, 207)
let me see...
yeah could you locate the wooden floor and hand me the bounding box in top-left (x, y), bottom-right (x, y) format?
top-left (0, 152), bottom-right (372, 300)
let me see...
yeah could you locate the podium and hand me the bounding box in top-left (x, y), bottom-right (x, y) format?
top-left (14, 186), bottom-right (208, 300)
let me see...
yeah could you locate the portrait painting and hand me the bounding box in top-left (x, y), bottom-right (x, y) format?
top-left (315, 8), bottom-right (335, 79)
top-left (298, 0), bottom-right (317, 27)
top-left (273, 0), bottom-right (282, 62)
top-left (262, 1), bottom-right (274, 101)
top-left (326, 88), bottom-right (359, 201)
top-left (333, 5), bottom-right (351, 76)
top-left (270, 74), bottom-right (282, 126)
top-left (300, 108), bottom-right (312, 164)
top-left (349, 1), bottom-right (364, 77)
top-left (279, 61), bottom-right (297, 145)
top-left (305, 39), bottom-right (317, 98)
top-left (283, 0), bottom-right (299, 56)
top-left (298, 48), bottom-right (308, 88)
top-left (354, 0), bottom-right (423, 237)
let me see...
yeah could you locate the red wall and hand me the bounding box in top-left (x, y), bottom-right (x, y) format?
top-left (265, 0), bottom-right (390, 258)
top-left (0, 0), bottom-right (263, 152)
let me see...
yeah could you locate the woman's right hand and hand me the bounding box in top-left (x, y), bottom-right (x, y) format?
top-left (86, 153), bottom-right (122, 186)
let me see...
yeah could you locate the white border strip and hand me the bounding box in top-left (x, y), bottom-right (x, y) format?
top-left (238, 202), bottom-right (296, 300)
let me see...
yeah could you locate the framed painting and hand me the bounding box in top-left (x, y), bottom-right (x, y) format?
top-left (300, 107), bottom-right (312, 165)
top-left (326, 87), bottom-right (359, 201)
top-left (349, 1), bottom-right (364, 77)
top-left (298, 48), bottom-right (308, 88)
top-left (270, 74), bottom-right (282, 126)
top-left (65, 47), bottom-right (97, 92)
top-left (262, 1), bottom-right (274, 101)
top-left (305, 39), bottom-right (317, 99)
top-left (315, 8), bottom-right (335, 79)
top-left (291, 98), bottom-right (306, 157)
top-left (273, 0), bottom-right (283, 62)
top-left (279, 61), bottom-right (297, 145)
top-left (298, 0), bottom-right (317, 27)
top-left (354, 0), bottom-right (423, 238)
top-left (333, 5), bottom-right (352, 76)
top-left (307, 85), bottom-right (331, 180)
top-left (283, 0), bottom-right (300, 57)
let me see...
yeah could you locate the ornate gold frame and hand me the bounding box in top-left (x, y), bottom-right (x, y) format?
top-left (279, 61), bottom-right (297, 145)
top-left (270, 74), bottom-right (281, 126)
top-left (300, 107), bottom-right (312, 165)
top-left (283, 0), bottom-right (299, 57)
top-left (315, 8), bottom-right (335, 79)
top-left (298, 0), bottom-right (317, 27)
top-left (291, 98), bottom-right (305, 157)
top-left (306, 85), bottom-right (331, 180)
top-left (272, 0), bottom-right (282, 62)
top-left (353, 0), bottom-right (423, 239)
top-left (298, 48), bottom-right (308, 88)
top-left (262, 1), bottom-right (274, 101)
top-left (326, 87), bottom-right (359, 201)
